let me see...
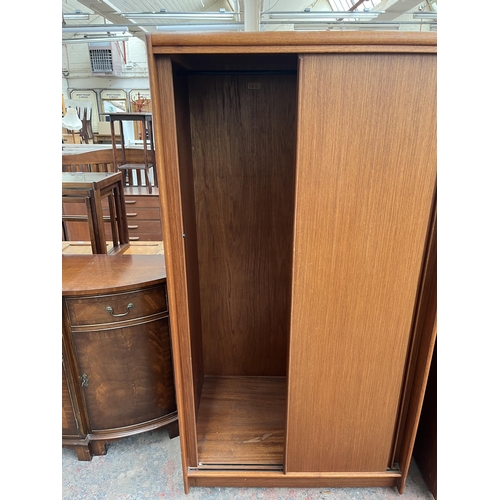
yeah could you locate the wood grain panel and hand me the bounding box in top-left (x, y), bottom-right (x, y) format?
top-left (150, 54), bottom-right (201, 470)
top-left (189, 73), bottom-right (296, 376)
top-left (66, 285), bottom-right (166, 326)
top-left (150, 31), bottom-right (436, 50)
top-left (72, 319), bottom-right (175, 431)
top-left (123, 193), bottom-right (160, 207)
top-left (396, 213), bottom-right (437, 493)
top-left (122, 207), bottom-right (160, 219)
top-left (171, 63), bottom-right (206, 418)
top-left (197, 376), bottom-right (286, 466)
top-left (412, 342), bottom-right (437, 499)
top-left (286, 53), bottom-right (436, 472)
top-left (62, 359), bottom-right (79, 436)
top-left (62, 255), bottom-right (165, 295)
top-left (188, 470), bottom-right (400, 488)
top-left (127, 220), bottom-right (162, 233)
top-left (153, 45), bottom-right (436, 56)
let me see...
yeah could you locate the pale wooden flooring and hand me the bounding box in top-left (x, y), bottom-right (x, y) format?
top-left (62, 241), bottom-right (164, 255)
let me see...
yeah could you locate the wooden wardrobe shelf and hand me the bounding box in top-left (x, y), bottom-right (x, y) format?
top-left (196, 376), bottom-right (286, 468)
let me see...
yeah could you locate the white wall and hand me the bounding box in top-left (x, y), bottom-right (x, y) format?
top-left (62, 36), bottom-right (150, 104)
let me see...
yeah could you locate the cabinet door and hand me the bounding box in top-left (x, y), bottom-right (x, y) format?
top-left (72, 318), bottom-right (176, 431)
top-left (285, 53), bottom-right (436, 472)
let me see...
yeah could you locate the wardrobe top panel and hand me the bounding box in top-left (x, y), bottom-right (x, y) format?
top-left (148, 31), bottom-right (436, 55)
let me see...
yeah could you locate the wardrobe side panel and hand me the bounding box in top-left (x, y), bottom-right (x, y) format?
top-left (189, 74), bottom-right (296, 376)
top-left (171, 65), bottom-right (205, 416)
top-left (286, 53), bottom-right (436, 472)
top-left (152, 56), bottom-right (202, 467)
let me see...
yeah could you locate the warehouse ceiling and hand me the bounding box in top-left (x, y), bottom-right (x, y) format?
top-left (62, 0), bottom-right (437, 44)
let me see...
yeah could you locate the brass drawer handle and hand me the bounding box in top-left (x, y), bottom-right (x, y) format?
top-left (126, 212), bottom-right (138, 217)
top-left (125, 200), bottom-right (137, 204)
top-left (128, 225), bottom-right (139, 229)
top-left (105, 303), bottom-right (134, 317)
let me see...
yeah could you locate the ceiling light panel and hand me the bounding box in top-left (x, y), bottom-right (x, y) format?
top-left (63, 12), bottom-right (91, 20)
top-left (122, 11), bottom-right (235, 20)
top-left (98, 0), bottom-right (214, 16)
top-left (413, 12), bottom-right (438, 19)
top-left (62, 26), bottom-right (130, 34)
top-left (156, 23), bottom-right (245, 32)
top-left (62, 35), bottom-right (132, 44)
top-left (268, 11), bottom-right (385, 21)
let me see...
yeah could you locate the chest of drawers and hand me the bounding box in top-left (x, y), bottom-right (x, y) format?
top-left (62, 188), bottom-right (162, 243)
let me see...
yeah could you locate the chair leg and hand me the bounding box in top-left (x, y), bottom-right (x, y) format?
top-left (62, 221), bottom-right (68, 241)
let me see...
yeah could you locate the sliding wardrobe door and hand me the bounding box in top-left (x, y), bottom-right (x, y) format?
top-left (285, 53), bottom-right (436, 473)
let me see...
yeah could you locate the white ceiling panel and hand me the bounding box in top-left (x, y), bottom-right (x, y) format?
top-left (62, 0), bottom-right (437, 38)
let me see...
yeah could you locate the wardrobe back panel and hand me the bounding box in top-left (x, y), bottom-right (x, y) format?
top-left (188, 73), bottom-right (297, 376)
top-left (286, 53), bottom-right (437, 472)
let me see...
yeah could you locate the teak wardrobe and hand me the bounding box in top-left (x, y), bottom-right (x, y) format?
top-left (146, 31), bottom-right (437, 494)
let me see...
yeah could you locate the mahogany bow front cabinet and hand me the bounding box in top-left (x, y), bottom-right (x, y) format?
top-left (62, 255), bottom-right (178, 460)
top-left (147, 31), bottom-right (437, 493)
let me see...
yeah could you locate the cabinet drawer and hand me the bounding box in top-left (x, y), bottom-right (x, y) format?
top-left (65, 285), bottom-right (168, 326)
top-left (101, 206), bottom-right (160, 219)
top-left (104, 225), bottom-right (162, 241)
top-left (124, 196), bottom-right (159, 208)
top-left (128, 221), bottom-right (162, 233)
top-left (128, 232), bottom-right (163, 241)
top-left (124, 207), bottom-right (160, 220)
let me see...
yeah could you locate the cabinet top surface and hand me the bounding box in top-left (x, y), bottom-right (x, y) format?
top-left (62, 255), bottom-right (166, 296)
top-left (62, 172), bottom-right (122, 189)
top-left (148, 31), bottom-right (436, 53)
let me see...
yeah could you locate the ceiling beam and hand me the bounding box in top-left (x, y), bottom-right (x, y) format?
top-left (372, 0), bottom-right (423, 21)
top-left (333, 0), bottom-right (372, 21)
top-left (244, 0), bottom-right (260, 31)
top-left (73, 0), bottom-right (148, 40)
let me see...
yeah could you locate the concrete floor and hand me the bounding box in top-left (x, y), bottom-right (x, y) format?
top-left (62, 427), bottom-right (434, 500)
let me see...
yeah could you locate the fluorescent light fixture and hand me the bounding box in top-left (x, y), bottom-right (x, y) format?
top-left (156, 23), bottom-right (244, 32)
top-left (327, 25), bottom-right (399, 31)
top-left (413, 12), bottom-right (437, 19)
top-left (63, 12), bottom-right (91, 21)
top-left (62, 26), bottom-right (129, 34)
top-left (293, 23), bottom-right (399, 31)
top-left (123, 11), bottom-right (235, 20)
top-left (62, 35), bottom-right (132, 44)
top-left (269, 11), bottom-right (384, 21)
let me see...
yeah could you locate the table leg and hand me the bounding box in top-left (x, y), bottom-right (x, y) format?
top-left (113, 183), bottom-right (129, 244)
top-left (107, 192), bottom-right (119, 248)
top-left (84, 196), bottom-right (99, 254)
top-left (91, 189), bottom-right (107, 254)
